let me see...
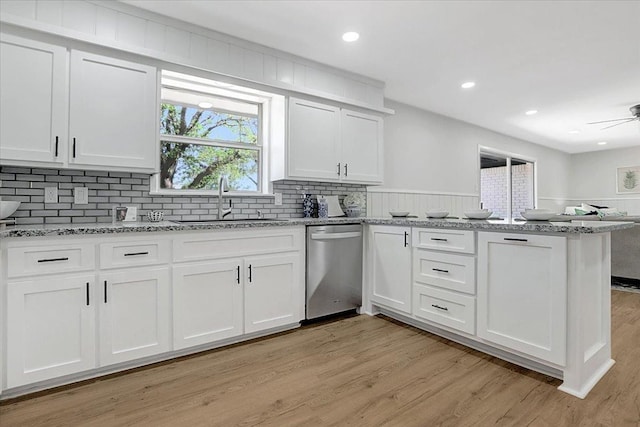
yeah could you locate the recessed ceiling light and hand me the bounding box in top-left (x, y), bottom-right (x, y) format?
top-left (568, 130), bottom-right (580, 134)
top-left (198, 102), bottom-right (213, 109)
top-left (342, 31), bottom-right (359, 42)
top-left (461, 81), bottom-right (476, 89)
top-left (597, 141), bottom-right (608, 145)
top-left (525, 110), bottom-right (538, 116)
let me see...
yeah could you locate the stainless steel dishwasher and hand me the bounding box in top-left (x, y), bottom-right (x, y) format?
top-left (306, 224), bottom-right (363, 319)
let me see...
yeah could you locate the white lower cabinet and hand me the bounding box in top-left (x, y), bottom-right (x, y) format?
top-left (6, 274), bottom-right (96, 388)
top-left (173, 260), bottom-right (243, 350)
top-left (244, 253), bottom-right (302, 334)
top-left (477, 232), bottom-right (567, 365)
top-left (98, 267), bottom-right (171, 365)
top-left (369, 225), bottom-right (412, 313)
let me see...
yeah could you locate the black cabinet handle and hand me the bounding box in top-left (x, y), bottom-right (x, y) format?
top-left (72, 138), bottom-right (76, 158)
top-left (104, 280), bottom-right (108, 303)
top-left (344, 163), bottom-right (348, 176)
top-left (504, 238), bottom-right (528, 242)
top-left (432, 304), bottom-right (448, 311)
top-left (86, 282), bottom-right (90, 306)
top-left (248, 264), bottom-right (252, 283)
top-left (124, 252), bottom-right (149, 257)
top-left (404, 231), bottom-right (408, 247)
top-left (432, 268), bottom-right (449, 273)
top-left (38, 257), bottom-right (69, 263)
top-left (55, 136), bottom-right (59, 157)
top-left (431, 238), bottom-right (448, 242)
top-left (236, 265), bottom-right (240, 284)
top-left (337, 163), bottom-right (341, 176)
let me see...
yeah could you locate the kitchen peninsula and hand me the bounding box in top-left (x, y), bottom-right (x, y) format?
top-left (0, 218), bottom-right (633, 400)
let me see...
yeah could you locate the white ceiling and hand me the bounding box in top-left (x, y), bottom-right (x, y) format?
top-left (123, 0), bottom-right (640, 154)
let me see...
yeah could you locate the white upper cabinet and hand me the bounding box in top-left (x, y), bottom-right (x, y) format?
top-left (283, 97), bottom-right (384, 184)
top-left (287, 97), bottom-right (341, 181)
top-left (69, 51), bottom-right (157, 171)
top-left (340, 109), bottom-right (383, 183)
top-left (0, 33), bottom-right (68, 165)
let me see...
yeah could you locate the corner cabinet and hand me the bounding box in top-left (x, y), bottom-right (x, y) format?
top-left (0, 32), bottom-right (158, 173)
top-left (368, 225), bottom-right (412, 313)
top-left (283, 97), bottom-right (384, 184)
top-left (477, 232), bottom-right (567, 365)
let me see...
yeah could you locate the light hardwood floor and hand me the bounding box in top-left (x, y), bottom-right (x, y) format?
top-left (1, 289), bottom-right (639, 427)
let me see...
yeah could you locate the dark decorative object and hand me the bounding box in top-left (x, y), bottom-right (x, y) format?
top-left (302, 193), bottom-right (313, 218)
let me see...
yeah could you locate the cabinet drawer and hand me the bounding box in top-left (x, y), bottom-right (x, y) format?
top-left (7, 244), bottom-right (95, 278)
top-left (412, 228), bottom-right (475, 254)
top-left (413, 249), bottom-right (476, 294)
top-left (413, 284), bottom-right (475, 334)
top-left (100, 240), bottom-right (170, 269)
top-left (173, 228), bottom-right (302, 262)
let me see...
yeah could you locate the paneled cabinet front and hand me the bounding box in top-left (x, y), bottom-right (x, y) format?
top-left (6, 274), bottom-right (96, 388)
top-left (0, 32), bottom-right (157, 172)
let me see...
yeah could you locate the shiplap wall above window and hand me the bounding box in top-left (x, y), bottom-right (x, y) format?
top-left (0, 0), bottom-right (389, 113)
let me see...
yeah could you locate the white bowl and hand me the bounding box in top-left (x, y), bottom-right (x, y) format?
top-left (426, 210), bottom-right (449, 218)
top-left (464, 210), bottom-right (492, 219)
top-left (525, 208), bottom-right (552, 213)
top-left (389, 211), bottom-right (410, 218)
top-left (0, 201), bottom-right (21, 219)
top-left (521, 211), bottom-right (556, 221)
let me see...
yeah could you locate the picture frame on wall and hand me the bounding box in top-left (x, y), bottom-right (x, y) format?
top-left (616, 165), bottom-right (640, 194)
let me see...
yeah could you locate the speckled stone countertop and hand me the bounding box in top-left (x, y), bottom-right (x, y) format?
top-left (0, 217), bottom-right (633, 238)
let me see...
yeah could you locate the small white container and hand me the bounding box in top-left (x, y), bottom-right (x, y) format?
top-left (426, 210), bottom-right (448, 218)
top-left (146, 211), bottom-right (164, 222)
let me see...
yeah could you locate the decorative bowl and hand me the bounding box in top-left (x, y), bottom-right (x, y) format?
top-left (389, 211), bottom-right (410, 218)
top-left (0, 201), bottom-right (21, 220)
top-left (426, 210), bottom-right (449, 218)
top-left (146, 211), bottom-right (164, 222)
top-left (521, 211), bottom-right (556, 221)
top-left (345, 205), bottom-right (361, 218)
top-left (464, 209), bottom-right (492, 219)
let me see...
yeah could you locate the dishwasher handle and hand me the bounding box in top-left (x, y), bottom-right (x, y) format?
top-left (310, 231), bottom-right (362, 240)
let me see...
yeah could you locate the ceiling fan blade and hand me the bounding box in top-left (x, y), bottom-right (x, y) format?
top-left (600, 118), bottom-right (637, 130)
top-left (587, 117), bottom-right (634, 124)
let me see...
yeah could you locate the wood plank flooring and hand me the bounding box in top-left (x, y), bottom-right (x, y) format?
top-left (1, 289), bottom-right (639, 426)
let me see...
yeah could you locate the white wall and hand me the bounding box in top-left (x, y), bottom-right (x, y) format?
top-left (368, 100), bottom-right (572, 217)
top-left (568, 145), bottom-right (640, 213)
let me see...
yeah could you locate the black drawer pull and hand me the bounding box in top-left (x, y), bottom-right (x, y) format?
top-left (504, 238), bottom-right (528, 242)
top-left (430, 238), bottom-right (448, 242)
top-left (124, 251), bottom-right (149, 257)
top-left (86, 282), bottom-right (90, 306)
top-left (432, 268), bottom-right (449, 273)
top-left (432, 304), bottom-right (448, 311)
top-left (38, 257), bottom-right (69, 263)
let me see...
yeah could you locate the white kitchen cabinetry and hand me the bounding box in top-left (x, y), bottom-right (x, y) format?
top-left (369, 225), bottom-right (412, 313)
top-left (413, 284), bottom-right (476, 334)
top-left (68, 51), bottom-right (157, 171)
top-left (6, 275), bottom-right (96, 388)
top-left (283, 97), bottom-right (383, 184)
top-left (0, 33), bottom-right (68, 165)
top-left (173, 260), bottom-right (243, 350)
top-left (0, 33), bottom-right (157, 172)
top-left (98, 267), bottom-right (171, 366)
top-left (244, 253), bottom-right (302, 334)
top-left (477, 232), bottom-right (567, 365)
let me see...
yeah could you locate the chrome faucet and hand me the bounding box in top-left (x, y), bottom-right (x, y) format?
top-left (218, 175), bottom-right (232, 219)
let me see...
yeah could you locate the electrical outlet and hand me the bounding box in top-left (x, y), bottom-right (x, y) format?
top-left (44, 186), bottom-right (58, 204)
top-left (74, 187), bottom-right (89, 205)
top-left (274, 193), bottom-right (283, 206)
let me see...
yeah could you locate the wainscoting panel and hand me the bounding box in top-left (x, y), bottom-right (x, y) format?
top-left (367, 189), bottom-right (480, 218)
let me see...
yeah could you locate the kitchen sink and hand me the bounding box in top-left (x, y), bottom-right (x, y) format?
top-left (173, 218), bottom-right (288, 225)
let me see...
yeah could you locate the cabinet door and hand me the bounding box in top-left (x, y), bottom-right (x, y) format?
top-left (172, 260), bottom-right (243, 350)
top-left (477, 232), bottom-right (567, 365)
top-left (69, 50), bottom-right (157, 171)
top-left (288, 97), bottom-right (340, 181)
top-left (98, 267), bottom-right (170, 365)
top-left (244, 253), bottom-right (303, 334)
top-left (6, 275), bottom-right (96, 388)
top-left (341, 109), bottom-right (383, 183)
top-left (0, 33), bottom-right (67, 165)
top-left (369, 226), bottom-right (412, 313)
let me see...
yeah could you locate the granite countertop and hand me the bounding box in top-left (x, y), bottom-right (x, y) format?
top-left (0, 217), bottom-right (633, 238)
